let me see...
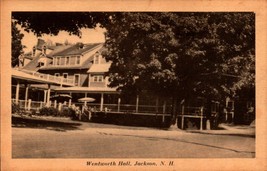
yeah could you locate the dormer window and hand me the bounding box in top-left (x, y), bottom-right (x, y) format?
top-left (37, 57), bottom-right (46, 67)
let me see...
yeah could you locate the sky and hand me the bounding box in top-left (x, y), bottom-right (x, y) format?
top-left (19, 25), bottom-right (106, 52)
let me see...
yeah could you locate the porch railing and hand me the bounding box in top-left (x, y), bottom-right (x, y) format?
top-left (16, 68), bottom-right (75, 86)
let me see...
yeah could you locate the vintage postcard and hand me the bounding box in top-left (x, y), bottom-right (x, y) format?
top-left (1, 0), bottom-right (267, 170)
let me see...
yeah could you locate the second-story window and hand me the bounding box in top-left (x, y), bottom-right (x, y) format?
top-left (74, 74), bottom-right (80, 86)
top-left (56, 57), bottom-right (60, 65)
top-left (93, 75), bottom-right (103, 82)
top-left (66, 57), bottom-right (70, 65)
top-left (76, 56), bottom-right (80, 65)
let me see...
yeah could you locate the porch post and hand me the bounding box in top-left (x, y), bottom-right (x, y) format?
top-left (54, 100), bottom-right (57, 109)
top-left (100, 93), bottom-right (104, 111)
top-left (84, 93), bottom-right (88, 106)
top-left (69, 92), bottom-right (72, 107)
top-left (15, 81), bottom-right (20, 104)
top-left (118, 97), bottom-right (121, 112)
top-left (43, 90), bottom-right (47, 103)
top-left (27, 99), bottom-right (32, 111)
top-left (24, 84), bottom-right (29, 109)
top-left (136, 95), bottom-right (139, 113)
top-left (46, 84), bottom-right (51, 107)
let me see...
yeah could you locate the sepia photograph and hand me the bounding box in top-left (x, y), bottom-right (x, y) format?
top-left (1, 0), bottom-right (267, 171)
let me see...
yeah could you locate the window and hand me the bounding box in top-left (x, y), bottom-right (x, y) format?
top-left (56, 57), bottom-right (60, 65)
top-left (66, 57), bottom-right (70, 65)
top-left (60, 57), bottom-right (65, 65)
top-left (98, 76), bottom-right (103, 82)
top-left (76, 56), bottom-right (80, 65)
top-left (55, 73), bottom-right (60, 77)
top-left (74, 74), bottom-right (80, 86)
top-left (93, 75), bottom-right (104, 82)
top-left (63, 73), bottom-right (68, 79)
top-left (38, 62), bottom-right (45, 67)
top-left (93, 76), bottom-right (98, 82)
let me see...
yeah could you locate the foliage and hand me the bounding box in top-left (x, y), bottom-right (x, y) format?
top-left (60, 107), bottom-right (76, 118)
top-left (12, 102), bottom-right (21, 114)
top-left (39, 106), bottom-right (76, 118)
top-left (13, 12), bottom-right (255, 125)
top-left (39, 107), bottom-right (59, 116)
top-left (103, 13), bottom-right (255, 103)
top-left (12, 22), bottom-right (25, 67)
top-left (12, 12), bottom-right (113, 37)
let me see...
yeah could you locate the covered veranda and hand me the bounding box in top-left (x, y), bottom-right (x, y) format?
top-left (11, 68), bottom-right (73, 110)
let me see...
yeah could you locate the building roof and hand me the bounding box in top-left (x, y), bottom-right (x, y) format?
top-left (38, 44), bottom-right (105, 71)
top-left (38, 55), bottom-right (94, 70)
top-left (87, 63), bottom-right (111, 73)
top-left (22, 45), bottom-right (72, 71)
top-left (23, 52), bottom-right (43, 71)
top-left (53, 43), bottom-right (102, 56)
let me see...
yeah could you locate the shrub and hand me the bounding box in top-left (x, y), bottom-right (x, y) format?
top-left (39, 107), bottom-right (60, 116)
top-left (12, 103), bottom-right (20, 114)
top-left (60, 107), bottom-right (76, 118)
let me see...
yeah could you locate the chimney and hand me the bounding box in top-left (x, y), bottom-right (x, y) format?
top-left (77, 42), bottom-right (84, 49)
top-left (32, 46), bottom-right (36, 57)
top-left (18, 53), bottom-right (24, 67)
top-left (43, 45), bottom-right (47, 55)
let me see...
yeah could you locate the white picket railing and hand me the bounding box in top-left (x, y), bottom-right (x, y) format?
top-left (16, 68), bottom-right (74, 86)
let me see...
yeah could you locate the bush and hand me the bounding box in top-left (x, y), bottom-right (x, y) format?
top-left (60, 107), bottom-right (76, 118)
top-left (39, 106), bottom-right (77, 119)
top-left (39, 107), bottom-right (60, 116)
top-left (12, 103), bottom-right (20, 114)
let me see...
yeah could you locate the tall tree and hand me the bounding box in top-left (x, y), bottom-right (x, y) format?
top-left (12, 22), bottom-right (25, 67)
top-left (103, 12), bottom-right (255, 125)
top-left (12, 12), bottom-right (255, 126)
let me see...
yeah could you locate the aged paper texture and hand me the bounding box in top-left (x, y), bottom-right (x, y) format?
top-left (1, 0), bottom-right (267, 170)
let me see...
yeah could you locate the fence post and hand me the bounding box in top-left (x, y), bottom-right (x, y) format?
top-left (155, 96), bottom-right (159, 113)
top-left (118, 97), bottom-right (121, 112)
top-left (163, 100), bottom-right (166, 114)
top-left (27, 99), bottom-right (32, 111)
top-left (136, 95), bottom-right (139, 113)
top-left (200, 107), bottom-right (203, 130)
top-left (181, 105), bottom-right (185, 130)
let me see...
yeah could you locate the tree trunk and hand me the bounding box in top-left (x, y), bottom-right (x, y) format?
top-left (168, 96), bottom-right (182, 130)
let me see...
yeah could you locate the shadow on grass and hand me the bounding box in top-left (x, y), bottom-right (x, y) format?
top-left (12, 116), bottom-right (82, 132)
